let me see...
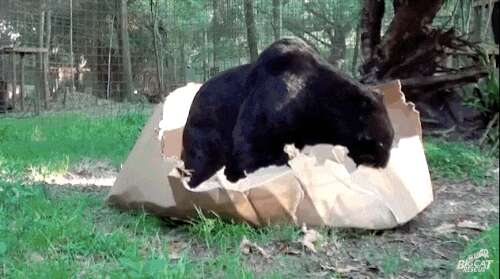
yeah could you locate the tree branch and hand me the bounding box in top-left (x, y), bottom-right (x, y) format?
top-left (378, 0), bottom-right (445, 63)
top-left (400, 68), bottom-right (488, 94)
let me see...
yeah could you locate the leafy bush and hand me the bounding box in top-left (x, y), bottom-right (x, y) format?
top-left (468, 71), bottom-right (499, 116)
top-left (464, 70), bottom-right (499, 151)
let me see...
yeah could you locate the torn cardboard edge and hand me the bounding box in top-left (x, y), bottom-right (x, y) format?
top-left (107, 80), bottom-right (434, 230)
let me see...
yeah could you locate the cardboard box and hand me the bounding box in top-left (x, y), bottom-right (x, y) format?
top-left (107, 81), bottom-right (433, 229)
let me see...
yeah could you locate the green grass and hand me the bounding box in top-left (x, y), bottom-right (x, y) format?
top-left (0, 112), bottom-right (499, 278)
top-left (424, 138), bottom-right (497, 185)
top-left (0, 180), bottom-right (294, 278)
top-left (0, 112), bottom-right (147, 180)
top-left (457, 225), bottom-right (499, 278)
top-left (0, 111), bottom-right (300, 278)
top-left (187, 210), bottom-right (300, 250)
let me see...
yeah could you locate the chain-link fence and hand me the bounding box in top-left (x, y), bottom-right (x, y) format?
top-left (0, 0), bottom-right (139, 116)
top-left (0, 0), bottom-right (367, 118)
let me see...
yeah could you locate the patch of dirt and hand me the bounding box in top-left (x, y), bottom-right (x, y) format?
top-left (32, 159), bottom-right (118, 187)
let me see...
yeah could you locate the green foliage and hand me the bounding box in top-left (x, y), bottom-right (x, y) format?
top-left (0, 112), bottom-right (147, 180)
top-left (458, 225), bottom-right (499, 279)
top-left (462, 69), bottom-right (499, 154)
top-left (466, 70), bottom-right (500, 116)
top-left (424, 138), bottom-right (497, 185)
top-left (127, 0), bottom-right (364, 84)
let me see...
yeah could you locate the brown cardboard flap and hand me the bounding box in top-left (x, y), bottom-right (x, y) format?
top-left (107, 104), bottom-right (178, 211)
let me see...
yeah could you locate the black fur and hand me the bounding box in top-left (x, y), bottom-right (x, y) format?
top-left (181, 64), bottom-right (253, 187)
top-left (182, 38), bottom-right (394, 187)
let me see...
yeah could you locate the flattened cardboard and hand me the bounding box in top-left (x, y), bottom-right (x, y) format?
top-left (107, 81), bottom-right (433, 229)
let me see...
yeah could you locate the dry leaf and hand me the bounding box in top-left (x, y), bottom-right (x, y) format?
top-left (457, 220), bottom-right (486, 231)
top-left (277, 242), bottom-right (301, 256)
top-left (320, 264), bottom-right (336, 271)
top-left (320, 264), bottom-right (359, 274)
top-left (433, 223), bottom-right (456, 234)
top-left (168, 241), bottom-right (187, 260)
top-left (168, 250), bottom-right (181, 260)
top-left (336, 265), bottom-right (360, 274)
top-left (284, 248), bottom-right (301, 256)
top-left (432, 248), bottom-right (449, 260)
top-left (299, 224), bottom-right (321, 253)
top-left (239, 237), bottom-right (271, 259)
top-left (459, 234), bottom-right (470, 241)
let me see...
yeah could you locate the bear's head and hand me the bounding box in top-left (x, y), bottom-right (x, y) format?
top-left (315, 72), bottom-right (395, 168)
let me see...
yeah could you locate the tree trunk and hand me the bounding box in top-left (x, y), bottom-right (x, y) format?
top-left (36, 4), bottom-right (46, 115)
top-left (119, 0), bottom-right (133, 100)
top-left (203, 28), bottom-right (208, 80)
top-left (244, 0), bottom-right (259, 63)
top-left (106, 17), bottom-right (114, 99)
top-left (11, 53), bottom-right (16, 110)
top-left (212, 0), bottom-right (221, 76)
top-left (19, 55), bottom-right (25, 111)
top-left (69, 0), bottom-right (75, 94)
top-left (327, 27), bottom-right (347, 69)
top-left (43, 9), bottom-right (51, 108)
top-left (272, 0), bottom-right (282, 40)
top-left (180, 37), bottom-right (186, 83)
top-left (150, 0), bottom-right (164, 95)
top-left (358, 0), bottom-right (489, 134)
top-left (351, 23), bottom-right (361, 76)
top-left (360, 0), bottom-right (384, 64)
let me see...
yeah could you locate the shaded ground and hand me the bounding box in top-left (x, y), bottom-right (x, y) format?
top-left (44, 175), bottom-right (499, 278)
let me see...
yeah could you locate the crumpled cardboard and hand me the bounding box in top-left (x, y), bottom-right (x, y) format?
top-left (107, 80), bottom-right (433, 229)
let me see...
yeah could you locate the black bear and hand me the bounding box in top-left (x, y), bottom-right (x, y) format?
top-left (182, 38), bottom-right (395, 188)
top-left (181, 64), bottom-right (253, 187)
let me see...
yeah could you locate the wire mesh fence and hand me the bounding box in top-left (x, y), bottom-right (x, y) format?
top-left (1, 0), bottom-right (144, 118)
top-left (0, 0), bottom-right (365, 119)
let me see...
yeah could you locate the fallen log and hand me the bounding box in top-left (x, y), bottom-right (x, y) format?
top-left (400, 68), bottom-right (488, 96)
